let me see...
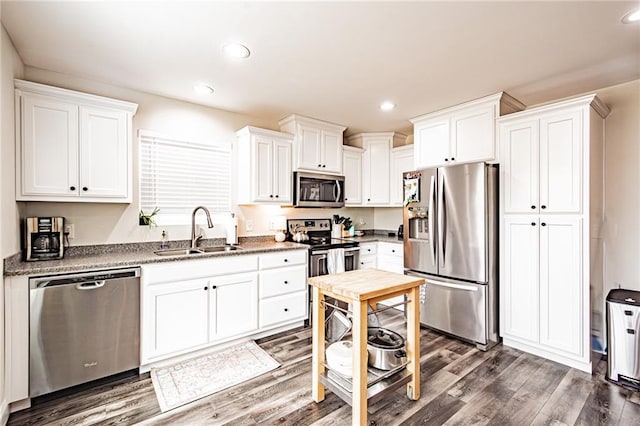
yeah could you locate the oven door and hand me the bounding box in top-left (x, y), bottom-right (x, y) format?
top-left (309, 247), bottom-right (359, 277)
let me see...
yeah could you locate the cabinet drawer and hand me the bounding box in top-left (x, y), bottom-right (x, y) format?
top-left (260, 291), bottom-right (307, 327)
top-left (260, 250), bottom-right (306, 269)
top-left (260, 265), bottom-right (307, 298)
top-left (360, 243), bottom-right (377, 256)
top-left (378, 242), bottom-right (403, 257)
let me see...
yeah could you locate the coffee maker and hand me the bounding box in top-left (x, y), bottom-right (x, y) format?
top-left (24, 217), bottom-right (64, 261)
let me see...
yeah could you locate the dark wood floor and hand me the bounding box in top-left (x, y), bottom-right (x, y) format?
top-left (9, 310), bottom-right (640, 426)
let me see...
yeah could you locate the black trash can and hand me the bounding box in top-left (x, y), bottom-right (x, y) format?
top-left (606, 289), bottom-right (640, 390)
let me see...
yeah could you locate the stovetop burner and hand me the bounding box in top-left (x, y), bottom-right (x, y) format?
top-left (286, 218), bottom-right (359, 251)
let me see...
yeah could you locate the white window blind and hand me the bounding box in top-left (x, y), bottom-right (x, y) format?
top-left (139, 132), bottom-right (231, 224)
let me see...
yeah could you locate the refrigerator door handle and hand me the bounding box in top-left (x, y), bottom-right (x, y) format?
top-left (426, 279), bottom-right (479, 292)
top-left (438, 174), bottom-right (447, 268)
top-left (428, 175), bottom-right (436, 265)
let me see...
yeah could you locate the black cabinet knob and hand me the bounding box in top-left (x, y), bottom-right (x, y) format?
top-left (531, 222), bottom-right (536, 226)
top-left (444, 158), bottom-right (449, 162)
top-left (70, 186), bottom-right (76, 191)
top-left (367, 198), bottom-right (371, 202)
top-left (531, 205), bottom-right (536, 209)
top-left (345, 198), bottom-right (348, 201)
top-left (204, 286), bottom-right (208, 291)
top-left (318, 164), bottom-right (322, 167)
top-left (284, 308), bottom-right (289, 312)
top-left (367, 249), bottom-right (371, 252)
top-left (322, 165), bottom-right (326, 168)
top-left (360, 262), bottom-right (364, 265)
top-left (82, 187), bottom-right (88, 191)
top-left (541, 205), bottom-right (547, 209)
top-left (212, 285), bottom-right (217, 289)
top-left (284, 258), bottom-right (288, 262)
top-left (284, 281), bottom-right (288, 284)
top-left (275, 194), bottom-right (279, 198)
top-left (541, 223), bottom-right (547, 227)
top-left (391, 249), bottom-right (395, 253)
top-left (451, 157), bottom-right (455, 161)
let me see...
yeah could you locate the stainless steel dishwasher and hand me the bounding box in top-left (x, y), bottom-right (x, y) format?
top-left (29, 268), bottom-right (140, 397)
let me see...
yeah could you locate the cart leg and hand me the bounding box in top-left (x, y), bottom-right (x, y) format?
top-left (312, 287), bottom-right (325, 402)
top-left (352, 299), bottom-right (369, 425)
top-left (406, 286), bottom-right (421, 400)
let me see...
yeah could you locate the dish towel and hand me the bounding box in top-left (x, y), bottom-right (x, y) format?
top-left (327, 248), bottom-right (345, 274)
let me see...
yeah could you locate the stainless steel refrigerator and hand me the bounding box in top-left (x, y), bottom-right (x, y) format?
top-left (403, 162), bottom-right (498, 350)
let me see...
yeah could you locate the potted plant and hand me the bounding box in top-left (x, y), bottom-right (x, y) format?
top-left (139, 207), bottom-right (159, 227)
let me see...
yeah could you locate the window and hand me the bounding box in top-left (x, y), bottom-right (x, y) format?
top-left (139, 131), bottom-right (231, 224)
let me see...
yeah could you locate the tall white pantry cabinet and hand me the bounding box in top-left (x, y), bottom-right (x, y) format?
top-left (498, 94), bottom-right (609, 373)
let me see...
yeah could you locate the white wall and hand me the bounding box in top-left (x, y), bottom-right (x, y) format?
top-left (373, 207), bottom-right (403, 231)
top-left (1, 19), bottom-right (25, 423)
top-left (600, 79), bottom-right (640, 295)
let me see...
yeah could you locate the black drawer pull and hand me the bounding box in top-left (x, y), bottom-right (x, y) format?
top-left (212, 285), bottom-right (217, 290)
top-left (627, 329), bottom-right (636, 334)
top-left (284, 281), bottom-right (288, 284)
top-left (283, 258), bottom-right (288, 263)
top-left (82, 187), bottom-right (88, 191)
top-left (284, 308), bottom-right (289, 312)
top-left (70, 186), bottom-right (76, 191)
top-left (204, 286), bottom-right (208, 291)
top-left (541, 205), bottom-right (547, 209)
top-left (531, 205), bottom-right (536, 209)
top-left (625, 310), bottom-right (633, 316)
top-left (531, 222), bottom-right (536, 226)
top-left (541, 223), bottom-right (546, 227)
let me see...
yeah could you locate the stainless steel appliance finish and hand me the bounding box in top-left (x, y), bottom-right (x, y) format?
top-left (24, 217), bottom-right (64, 261)
top-left (309, 247), bottom-right (359, 277)
top-left (367, 327), bottom-right (407, 371)
top-left (403, 162), bottom-right (498, 350)
top-left (29, 268), bottom-right (140, 397)
top-left (293, 172), bottom-right (345, 208)
top-left (606, 289), bottom-right (640, 390)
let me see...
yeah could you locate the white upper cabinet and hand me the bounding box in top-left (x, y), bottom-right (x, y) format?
top-left (235, 126), bottom-right (293, 204)
top-left (411, 92), bottom-right (524, 169)
top-left (390, 145), bottom-right (414, 206)
top-left (342, 146), bottom-right (363, 205)
top-left (279, 114), bottom-right (346, 175)
top-left (347, 132), bottom-right (407, 207)
top-left (15, 79), bottom-right (137, 203)
top-left (500, 109), bottom-right (583, 214)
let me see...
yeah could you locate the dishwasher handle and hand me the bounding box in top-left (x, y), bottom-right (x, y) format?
top-left (30, 268), bottom-right (140, 289)
top-left (75, 280), bottom-right (106, 290)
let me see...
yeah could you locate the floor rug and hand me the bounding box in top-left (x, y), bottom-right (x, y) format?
top-left (150, 341), bottom-right (280, 412)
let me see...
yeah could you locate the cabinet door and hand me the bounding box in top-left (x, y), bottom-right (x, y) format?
top-left (210, 272), bottom-right (258, 340)
top-left (359, 256), bottom-right (377, 269)
top-left (363, 138), bottom-right (391, 205)
top-left (321, 129), bottom-right (343, 173)
top-left (343, 149), bottom-right (362, 205)
top-left (539, 110), bottom-right (582, 213)
top-left (253, 135), bottom-right (274, 201)
top-left (79, 106), bottom-right (129, 198)
top-left (390, 147), bottom-right (414, 206)
top-left (502, 216), bottom-right (539, 343)
top-left (453, 105), bottom-right (494, 163)
top-left (144, 279), bottom-right (209, 359)
top-left (414, 118), bottom-right (450, 169)
top-left (539, 216), bottom-right (583, 356)
top-left (273, 138), bottom-right (292, 203)
top-left (21, 95), bottom-right (79, 197)
top-left (500, 119), bottom-right (539, 214)
top-left (296, 124), bottom-right (322, 171)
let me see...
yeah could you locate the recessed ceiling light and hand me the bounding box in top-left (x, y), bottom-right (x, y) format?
top-left (223, 43), bottom-right (251, 59)
top-left (622, 7), bottom-right (640, 23)
top-left (380, 101), bottom-right (396, 111)
top-left (193, 84), bottom-right (214, 95)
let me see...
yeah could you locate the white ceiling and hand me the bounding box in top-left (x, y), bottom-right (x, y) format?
top-left (2, 1), bottom-right (639, 135)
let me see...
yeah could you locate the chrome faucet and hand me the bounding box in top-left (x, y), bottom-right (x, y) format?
top-left (191, 206), bottom-right (214, 250)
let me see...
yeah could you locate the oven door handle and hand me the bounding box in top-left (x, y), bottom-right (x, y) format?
top-left (313, 247), bottom-right (359, 256)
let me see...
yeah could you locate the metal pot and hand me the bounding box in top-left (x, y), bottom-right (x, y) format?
top-left (367, 327), bottom-right (407, 371)
top-left (292, 225), bottom-right (309, 243)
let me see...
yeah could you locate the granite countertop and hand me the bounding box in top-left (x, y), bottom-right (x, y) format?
top-left (4, 238), bottom-right (307, 277)
top-left (4, 230), bottom-right (403, 277)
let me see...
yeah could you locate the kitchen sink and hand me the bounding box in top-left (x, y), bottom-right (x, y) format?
top-left (199, 245), bottom-right (243, 253)
top-left (154, 246), bottom-right (243, 256)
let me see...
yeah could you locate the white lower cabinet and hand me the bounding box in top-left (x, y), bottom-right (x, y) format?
top-left (502, 215), bottom-right (586, 367)
top-left (210, 272), bottom-right (258, 340)
top-left (258, 252), bottom-right (307, 328)
top-left (358, 242), bottom-right (377, 269)
top-left (141, 249), bottom-right (307, 366)
top-left (376, 242), bottom-right (405, 309)
top-left (145, 278), bottom-right (212, 358)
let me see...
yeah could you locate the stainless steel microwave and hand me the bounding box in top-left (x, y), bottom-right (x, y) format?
top-left (293, 172), bottom-right (345, 208)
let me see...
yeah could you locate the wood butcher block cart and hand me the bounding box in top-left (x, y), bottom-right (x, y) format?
top-left (308, 268), bottom-right (424, 425)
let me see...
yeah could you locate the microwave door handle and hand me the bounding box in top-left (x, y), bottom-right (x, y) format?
top-left (334, 180), bottom-right (341, 202)
top-left (428, 175), bottom-right (436, 265)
